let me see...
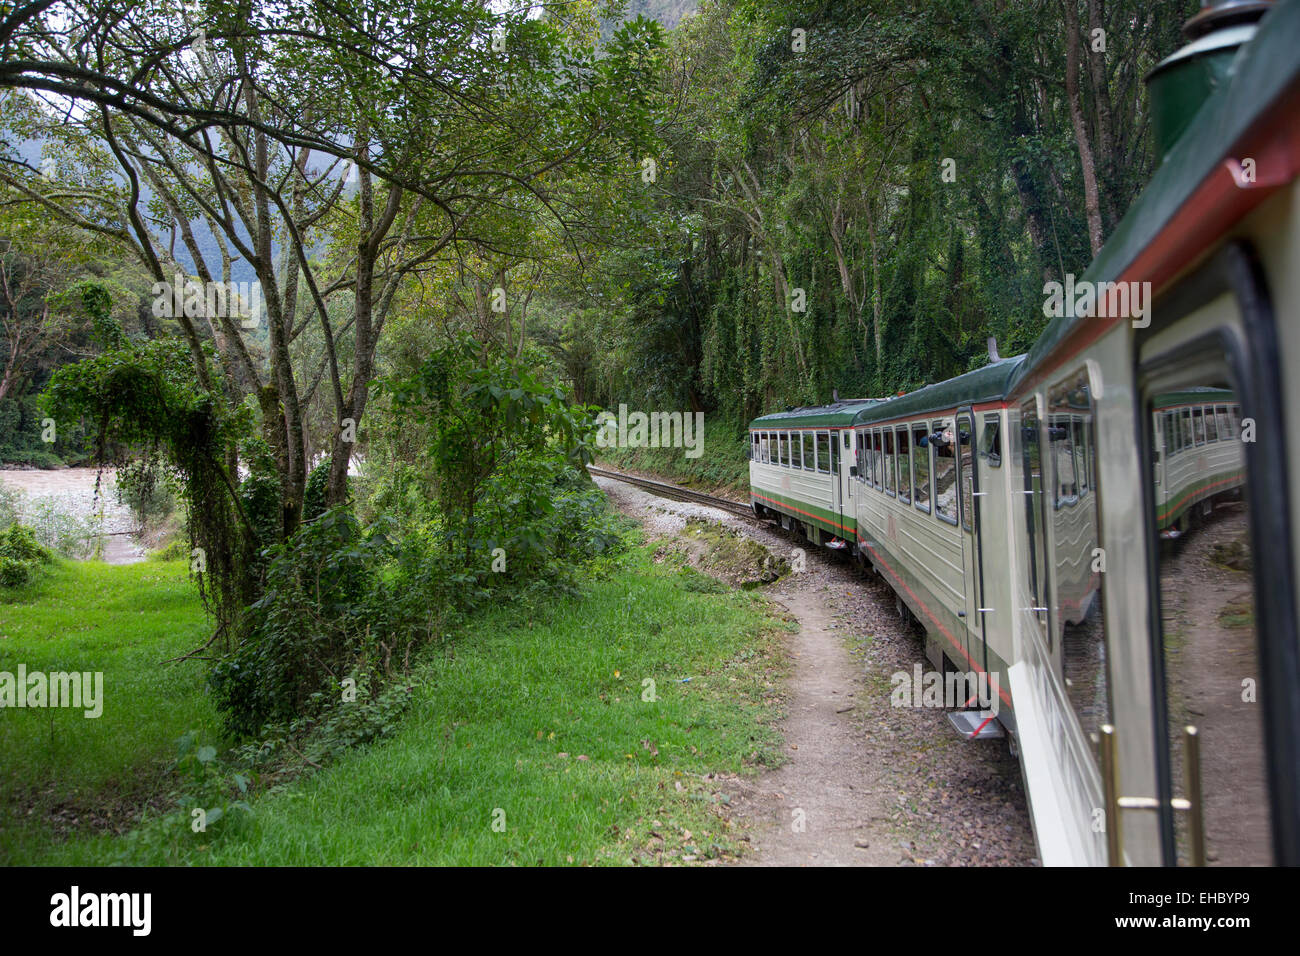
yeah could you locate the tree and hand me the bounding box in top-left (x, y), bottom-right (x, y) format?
top-left (3, 0), bottom-right (663, 536)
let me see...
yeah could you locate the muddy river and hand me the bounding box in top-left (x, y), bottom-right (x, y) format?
top-left (0, 467), bottom-right (144, 565)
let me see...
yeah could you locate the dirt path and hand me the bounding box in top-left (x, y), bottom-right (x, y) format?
top-left (1159, 504), bottom-right (1270, 864)
top-left (726, 583), bottom-right (896, 865)
top-left (595, 474), bottom-right (1037, 867)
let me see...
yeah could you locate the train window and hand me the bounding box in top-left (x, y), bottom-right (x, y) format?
top-left (980, 416), bottom-right (1001, 468)
top-left (933, 419), bottom-right (957, 524)
top-left (816, 432), bottom-right (831, 474)
top-left (1020, 398), bottom-right (1050, 647)
top-left (791, 432), bottom-right (801, 469)
top-left (1146, 375), bottom-right (1264, 864)
top-left (959, 416), bottom-right (974, 532)
top-left (883, 429), bottom-right (895, 496)
top-left (1193, 407), bottom-right (1206, 446)
top-left (800, 432), bottom-right (813, 471)
top-left (896, 427), bottom-right (911, 504)
top-left (1216, 406), bottom-right (1231, 442)
top-left (1164, 411), bottom-right (1178, 455)
top-left (1205, 407), bottom-right (1219, 442)
top-left (1047, 369), bottom-right (1109, 776)
top-left (1051, 416), bottom-right (1078, 507)
top-left (1180, 407), bottom-right (1193, 450)
top-left (780, 432), bottom-right (790, 467)
top-left (871, 430), bottom-right (883, 490)
top-left (912, 425), bottom-right (931, 512)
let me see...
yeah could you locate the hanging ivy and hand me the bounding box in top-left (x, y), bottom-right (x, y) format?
top-left (42, 331), bottom-right (258, 638)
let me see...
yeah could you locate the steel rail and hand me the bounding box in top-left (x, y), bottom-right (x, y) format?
top-left (586, 466), bottom-right (757, 519)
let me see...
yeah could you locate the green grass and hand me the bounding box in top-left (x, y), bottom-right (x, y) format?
top-left (0, 558), bottom-right (222, 864)
top-left (13, 546), bottom-right (787, 865)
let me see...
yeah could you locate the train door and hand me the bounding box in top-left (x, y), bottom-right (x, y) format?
top-left (838, 428), bottom-right (855, 540)
top-left (1120, 242), bottom-right (1300, 866)
top-left (957, 408), bottom-right (986, 670)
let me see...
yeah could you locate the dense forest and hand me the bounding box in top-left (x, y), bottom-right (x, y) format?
top-left (3, 0), bottom-right (1196, 469)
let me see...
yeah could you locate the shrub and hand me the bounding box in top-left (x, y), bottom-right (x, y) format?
top-left (0, 482), bottom-right (21, 528)
top-left (0, 523), bottom-right (54, 590)
top-left (209, 507), bottom-right (401, 737)
top-left (302, 458), bottom-right (331, 524)
top-left (23, 495), bottom-right (102, 559)
top-left (150, 538), bottom-right (191, 562)
top-left (0, 555), bottom-right (31, 588)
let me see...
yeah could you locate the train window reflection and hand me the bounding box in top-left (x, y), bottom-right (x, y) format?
top-left (1048, 370), bottom-right (1109, 757)
top-left (1051, 419), bottom-right (1078, 507)
top-left (1020, 399), bottom-right (1049, 645)
top-left (816, 431), bottom-right (831, 474)
top-left (913, 425), bottom-right (931, 512)
top-left (933, 420), bottom-right (957, 524)
top-left (981, 416), bottom-right (1002, 467)
top-left (883, 429), bottom-right (895, 496)
top-left (959, 415), bottom-right (974, 532)
top-left (897, 428), bottom-right (911, 504)
top-left (1151, 384), bottom-right (1268, 865)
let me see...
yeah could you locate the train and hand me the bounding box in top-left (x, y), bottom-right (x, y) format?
top-left (746, 0), bottom-right (1300, 866)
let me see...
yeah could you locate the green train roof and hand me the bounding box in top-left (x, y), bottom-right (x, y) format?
top-left (750, 398), bottom-right (887, 429)
top-left (850, 356), bottom-right (1027, 425)
top-left (1010, 0), bottom-right (1300, 395)
top-left (1154, 387), bottom-right (1236, 408)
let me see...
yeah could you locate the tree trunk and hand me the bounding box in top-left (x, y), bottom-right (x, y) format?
top-left (1064, 0), bottom-right (1106, 257)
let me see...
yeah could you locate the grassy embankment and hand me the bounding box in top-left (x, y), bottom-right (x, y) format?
top-left (597, 415), bottom-right (751, 498)
top-left (1, 544), bottom-right (788, 865)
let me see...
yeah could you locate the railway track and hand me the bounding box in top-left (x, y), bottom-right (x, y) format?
top-left (586, 465), bottom-right (757, 519)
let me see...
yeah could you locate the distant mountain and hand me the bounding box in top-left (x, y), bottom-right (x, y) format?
top-left (608, 0), bottom-right (698, 32)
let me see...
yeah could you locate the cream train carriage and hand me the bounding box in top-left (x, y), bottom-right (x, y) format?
top-left (746, 0), bottom-right (1300, 865)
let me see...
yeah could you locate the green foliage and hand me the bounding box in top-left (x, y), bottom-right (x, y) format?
top-left (208, 508), bottom-right (402, 737)
top-left (238, 437), bottom-right (283, 560)
top-left (113, 458), bottom-right (176, 530)
top-left (302, 458), bottom-right (332, 524)
top-left (384, 336), bottom-right (601, 564)
top-left (0, 522), bottom-right (51, 590)
top-left (236, 675), bottom-right (415, 774)
top-left (0, 482), bottom-right (21, 530)
top-left (42, 325), bottom-right (255, 628)
top-left (15, 497), bottom-right (100, 559)
top-left (546, 0), bottom-right (1188, 443)
top-left (110, 731), bottom-right (253, 863)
